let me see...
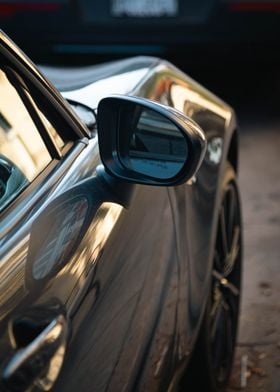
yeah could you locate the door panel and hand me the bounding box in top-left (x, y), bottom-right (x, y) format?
top-left (51, 185), bottom-right (177, 391)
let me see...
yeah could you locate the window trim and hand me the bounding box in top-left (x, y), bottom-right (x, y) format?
top-left (0, 35), bottom-right (90, 144)
top-left (4, 66), bottom-right (62, 160)
top-left (0, 35), bottom-right (92, 221)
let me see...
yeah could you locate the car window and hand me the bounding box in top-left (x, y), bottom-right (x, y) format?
top-left (0, 68), bottom-right (52, 211)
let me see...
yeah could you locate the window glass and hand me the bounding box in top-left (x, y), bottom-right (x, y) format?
top-left (0, 68), bottom-right (52, 209)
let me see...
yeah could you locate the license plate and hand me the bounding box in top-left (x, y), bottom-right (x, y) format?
top-left (111, 0), bottom-right (178, 18)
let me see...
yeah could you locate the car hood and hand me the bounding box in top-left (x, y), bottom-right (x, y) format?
top-left (39, 56), bottom-right (159, 109)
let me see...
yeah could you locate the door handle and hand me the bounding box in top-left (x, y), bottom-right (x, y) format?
top-left (2, 313), bottom-right (67, 392)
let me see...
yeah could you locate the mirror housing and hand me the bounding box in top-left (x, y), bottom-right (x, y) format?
top-left (97, 95), bottom-right (206, 186)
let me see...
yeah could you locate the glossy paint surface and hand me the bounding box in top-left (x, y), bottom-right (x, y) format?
top-left (0, 34), bottom-right (236, 391)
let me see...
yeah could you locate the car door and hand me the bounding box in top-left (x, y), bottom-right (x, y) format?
top-left (0, 41), bottom-right (180, 392)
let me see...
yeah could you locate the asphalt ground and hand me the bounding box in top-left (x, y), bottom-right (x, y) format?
top-left (228, 108), bottom-right (280, 392)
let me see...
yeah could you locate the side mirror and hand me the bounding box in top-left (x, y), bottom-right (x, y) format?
top-left (97, 95), bottom-right (206, 186)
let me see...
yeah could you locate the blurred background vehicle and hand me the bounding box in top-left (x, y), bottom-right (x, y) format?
top-left (1, 0), bottom-right (280, 65)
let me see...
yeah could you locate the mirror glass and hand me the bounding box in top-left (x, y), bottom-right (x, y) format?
top-left (120, 107), bottom-right (188, 179)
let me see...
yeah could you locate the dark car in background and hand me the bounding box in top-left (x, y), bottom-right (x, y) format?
top-left (0, 31), bottom-right (242, 391)
top-left (0, 0), bottom-right (279, 61)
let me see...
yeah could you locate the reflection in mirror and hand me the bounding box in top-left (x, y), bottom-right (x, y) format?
top-left (123, 107), bottom-right (188, 179)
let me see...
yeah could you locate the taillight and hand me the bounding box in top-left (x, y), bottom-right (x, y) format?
top-left (0, 2), bottom-right (61, 17)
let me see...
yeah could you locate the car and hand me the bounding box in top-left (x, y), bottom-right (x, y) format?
top-left (0, 0), bottom-right (279, 62)
top-left (0, 31), bottom-right (242, 392)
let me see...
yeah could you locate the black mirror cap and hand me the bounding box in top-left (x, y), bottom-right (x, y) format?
top-left (97, 95), bottom-right (207, 186)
